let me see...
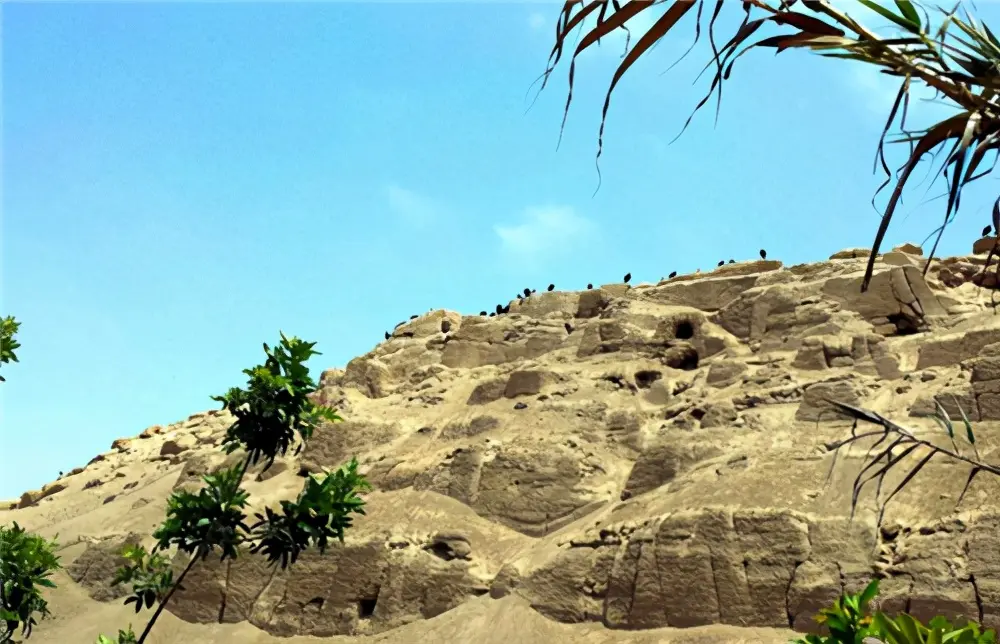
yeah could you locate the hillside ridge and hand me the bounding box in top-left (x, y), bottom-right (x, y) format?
top-left (5, 238), bottom-right (1000, 644)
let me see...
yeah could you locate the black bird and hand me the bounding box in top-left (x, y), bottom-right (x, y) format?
top-left (524, 287), bottom-right (531, 297)
top-left (623, 272), bottom-right (631, 283)
top-left (728, 259), bottom-right (735, 264)
top-left (717, 260), bottom-right (724, 267)
top-left (564, 322), bottom-right (574, 334)
top-left (547, 283), bottom-right (555, 291)
top-left (479, 311), bottom-right (487, 316)
top-left (668, 271), bottom-right (677, 278)
top-left (489, 312), bottom-right (496, 317)
top-left (587, 283), bottom-right (593, 289)
top-left (410, 314), bottom-right (418, 319)
top-left (759, 249), bottom-right (767, 259)
top-left (496, 304), bottom-right (503, 315)
top-left (531, 289), bottom-right (536, 294)
top-left (984, 225), bottom-right (993, 237)
top-left (394, 321), bottom-right (405, 328)
top-left (502, 304), bottom-right (511, 314)
top-left (384, 331), bottom-right (390, 340)
top-left (517, 294), bottom-right (523, 300)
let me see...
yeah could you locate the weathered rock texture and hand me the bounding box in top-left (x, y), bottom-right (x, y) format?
top-left (6, 249), bottom-right (1000, 644)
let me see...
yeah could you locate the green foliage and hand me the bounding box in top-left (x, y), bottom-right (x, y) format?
top-left (0, 316), bottom-right (21, 383)
top-left (212, 332), bottom-right (341, 470)
top-left (111, 545), bottom-right (173, 614)
top-left (792, 578), bottom-right (997, 644)
top-left (0, 523), bottom-right (61, 642)
top-left (99, 332), bottom-right (370, 644)
top-left (873, 613), bottom-right (996, 643)
top-left (95, 626), bottom-right (137, 644)
top-left (792, 579), bottom-right (881, 644)
top-left (152, 465), bottom-right (251, 561)
top-left (247, 457), bottom-right (371, 568)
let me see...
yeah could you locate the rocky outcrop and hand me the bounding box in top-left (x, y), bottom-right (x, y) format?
top-left (7, 250), bottom-right (1000, 643)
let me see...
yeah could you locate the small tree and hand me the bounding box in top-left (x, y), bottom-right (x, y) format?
top-left (97, 332), bottom-right (372, 644)
top-left (0, 316), bottom-right (21, 383)
top-left (0, 523), bottom-right (62, 643)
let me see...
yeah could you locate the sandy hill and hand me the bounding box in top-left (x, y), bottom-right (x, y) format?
top-left (5, 240), bottom-right (1000, 644)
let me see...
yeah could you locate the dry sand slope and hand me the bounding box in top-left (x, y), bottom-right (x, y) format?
top-left (5, 240), bottom-right (1000, 644)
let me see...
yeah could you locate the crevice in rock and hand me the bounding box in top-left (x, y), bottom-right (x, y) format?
top-left (627, 542), bottom-right (643, 625)
top-left (970, 574), bottom-right (985, 625)
top-left (785, 560), bottom-right (804, 629)
top-left (709, 554), bottom-right (725, 625)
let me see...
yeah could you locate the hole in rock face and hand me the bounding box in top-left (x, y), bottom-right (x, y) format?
top-left (690, 407), bottom-right (706, 420)
top-left (674, 320), bottom-right (695, 340)
top-left (358, 594), bottom-right (378, 619)
top-left (634, 370), bottom-right (663, 389)
top-left (886, 313), bottom-right (921, 336)
top-left (427, 541), bottom-right (457, 561)
top-left (306, 597), bottom-right (325, 610)
top-left (664, 346), bottom-right (700, 371)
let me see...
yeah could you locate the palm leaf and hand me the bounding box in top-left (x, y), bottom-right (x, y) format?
top-left (543, 0), bottom-right (1000, 292)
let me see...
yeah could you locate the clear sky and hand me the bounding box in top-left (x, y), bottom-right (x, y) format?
top-left (3, 1), bottom-right (1000, 499)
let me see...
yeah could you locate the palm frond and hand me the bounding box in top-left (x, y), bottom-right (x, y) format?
top-left (544, 0), bottom-right (1000, 292)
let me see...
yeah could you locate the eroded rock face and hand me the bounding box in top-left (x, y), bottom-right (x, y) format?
top-left (11, 251), bottom-right (1000, 641)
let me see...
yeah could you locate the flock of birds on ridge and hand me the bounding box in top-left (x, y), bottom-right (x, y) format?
top-left (382, 224), bottom-right (998, 342)
top-left (380, 248), bottom-right (772, 341)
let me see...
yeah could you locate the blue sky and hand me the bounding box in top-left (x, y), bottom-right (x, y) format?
top-left (3, 1), bottom-right (1000, 499)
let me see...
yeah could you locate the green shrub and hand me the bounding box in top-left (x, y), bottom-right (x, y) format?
top-left (0, 316), bottom-right (21, 383)
top-left (793, 578), bottom-right (997, 644)
top-left (0, 523), bottom-right (61, 643)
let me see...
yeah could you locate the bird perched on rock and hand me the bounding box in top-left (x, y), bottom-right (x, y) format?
top-left (502, 304), bottom-right (510, 314)
top-left (495, 304), bottom-right (503, 315)
top-left (668, 271), bottom-right (677, 278)
top-left (516, 294), bottom-right (523, 300)
top-left (384, 331), bottom-right (390, 340)
top-left (984, 225), bottom-right (993, 237)
top-left (547, 284), bottom-right (555, 291)
top-left (479, 311), bottom-right (487, 316)
top-left (623, 272), bottom-right (631, 283)
top-left (759, 249), bottom-right (767, 259)
top-left (717, 260), bottom-right (724, 267)
top-left (523, 287), bottom-right (531, 297)
top-left (728, 259), bottom-right (735, 264)
top-left (587, 283), bottom-right (593, 289)
top-left (410, 314), bottom-right (418, 319)
top-left (489, 312), bottom-right (496, 317)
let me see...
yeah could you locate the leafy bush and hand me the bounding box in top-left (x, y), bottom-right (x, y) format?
top-left (0, 316), bottom-right (21, 383)
top-left (97, 332), bottom-right (371, 644)
top-left (0, 523), bottom-right (61, 643)
top-left (792, 579), bottom-right (997, 644)
top-left (793, 579), bottom-right (882, 644)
